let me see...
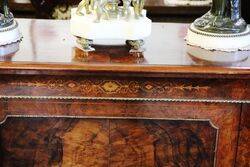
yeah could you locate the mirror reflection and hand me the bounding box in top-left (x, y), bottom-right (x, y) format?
top-left (186, 44), bottom-right (249, 66)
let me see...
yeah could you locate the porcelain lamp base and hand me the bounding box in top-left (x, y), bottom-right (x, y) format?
top-left (0, 21), bottom-right (22, 46)
top-left (70, 7), bottom-right (151, 52)
top-left (186, 23), bottom-right (250, 63)
top-left (186, 23), bottom-right (250, 52)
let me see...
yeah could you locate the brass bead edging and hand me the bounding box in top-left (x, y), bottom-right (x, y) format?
top-left (0, 95), bottom-right (249, 104)
top-left (189, 25), bottom-right (250, 38)
top-left (0, 21), bottom-right (18, 33)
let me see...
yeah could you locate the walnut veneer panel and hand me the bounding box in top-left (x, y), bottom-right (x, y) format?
top-left (236, 104), bottom-right (250, 167)
top-left (0, 118), bottom-right (109, 166)
top-left (0, 101), bottom-right (4, 123)
top-left (0, 19), bottom-right (248, 167)
top-left (1, 117), bottom-right (216, 166)
top-left (110, 119), bottom-right (216, 166)
top-left (0, 100), bottom-right (240, 166)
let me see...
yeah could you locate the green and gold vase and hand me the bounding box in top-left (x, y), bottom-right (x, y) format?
top-left (194, 0), bottom-right (247, 34)
top-left (0, 0), bottom-right (14, 28)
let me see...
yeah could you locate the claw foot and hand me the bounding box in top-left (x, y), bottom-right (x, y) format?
top-left (76, 37), bottom-right (95, 52)
top-left (126, 39), bottom-right (145, 53)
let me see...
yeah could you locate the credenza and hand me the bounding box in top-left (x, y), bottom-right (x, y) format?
top-left (0, 19), bottom-right (249, 166)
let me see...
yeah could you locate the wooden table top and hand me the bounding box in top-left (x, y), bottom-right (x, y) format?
top-left (0, 19), bottom-right (249, 77)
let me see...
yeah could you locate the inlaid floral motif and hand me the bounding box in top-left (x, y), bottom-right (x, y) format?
top-left (10, 78), bottom-right (210, 96)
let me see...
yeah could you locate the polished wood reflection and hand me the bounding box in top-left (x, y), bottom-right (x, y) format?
top-left (0, 19), bottom-right (249, 76)
top-left (0, 19), bottom-right (249, 167)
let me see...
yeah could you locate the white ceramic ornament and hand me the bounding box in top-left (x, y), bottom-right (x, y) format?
top-left (70, 3), bottom-right (152, 52)
top-left (0, 20), bottom-right (22, 47)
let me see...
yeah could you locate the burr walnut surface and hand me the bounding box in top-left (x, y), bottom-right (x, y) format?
top-left (0, 19), bottom-right (249, 167)
top-left (1, 117), bottom-right (218, 166)
top-left (236, 104), bottom-right (250, 167)
top-left (0, 101), bottom-right (241, 166)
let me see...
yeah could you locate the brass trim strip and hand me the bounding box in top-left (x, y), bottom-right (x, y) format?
top-left (0, 21), bottom-right (18, 33)
top-left (0, 114), bottom-right (217, 126)
top-left (0, 95), bottom-right (249, 104)
top-left (189, 25), bottom-right (250, 38)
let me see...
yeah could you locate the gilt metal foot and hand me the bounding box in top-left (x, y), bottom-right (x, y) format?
top-left (126, 39), bottom-right (145, 53)
top-left (76, 37), bottom-right (95, 52)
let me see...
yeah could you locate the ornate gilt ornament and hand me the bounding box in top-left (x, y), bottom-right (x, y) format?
top-left (186, 0), bottom-right (250, 62)
top-left (52, 5), bottom-right (72, 20)
top-left (0, 0), bottom-right (22, 47)
top-left (70, 0), bottom-right (151, 53)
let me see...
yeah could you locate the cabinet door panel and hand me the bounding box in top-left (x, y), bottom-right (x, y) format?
top-left (110, 119), bottom-right (217, 167)
top-left (236, 104), bottom-right (250, 166)
top-left (1, 118), bottom-right (216, 167)
top-left (0, 118), bottom-right (109, 167)
top-left (0, 101), bottom-right (240, 167)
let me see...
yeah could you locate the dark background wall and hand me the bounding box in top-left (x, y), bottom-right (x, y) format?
top-left (242, 0), bottom-right (250, 23)
top-left (10, 0), bottom-right (250, 23)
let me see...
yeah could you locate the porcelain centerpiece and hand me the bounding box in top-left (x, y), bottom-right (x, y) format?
top-left (70, 0), bottom-right (151, 52)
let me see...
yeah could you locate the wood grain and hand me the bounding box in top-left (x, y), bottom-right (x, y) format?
top-left (236, 104), bottom-right (250, 167)
top-left (0, 100), bottom-right (5, 124)
top-left (0, 19), bottom-right (248, 167)
top-left (0, 100), bottom-right (4, 166)
top-left (0, 118), bottom-right (109, 167)
top-left (110, 119), bottom-right (216, 167)
top-left (0, 117), bottom-right (217, 167)
top-left (2, 99), bottom-right (241, 166)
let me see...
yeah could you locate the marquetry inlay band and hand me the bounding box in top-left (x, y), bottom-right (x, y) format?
top-left (9, 79), bottom-right (210, 95)
top-left (0, 95), bottom-right (249, 104)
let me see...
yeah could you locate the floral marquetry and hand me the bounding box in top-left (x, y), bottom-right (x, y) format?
top-left (8, 77), bottom-right (210, 95)
top-left (100, 81), bottom-right (121, 93)
top-left (2, 75), bottom-right (249, 101)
